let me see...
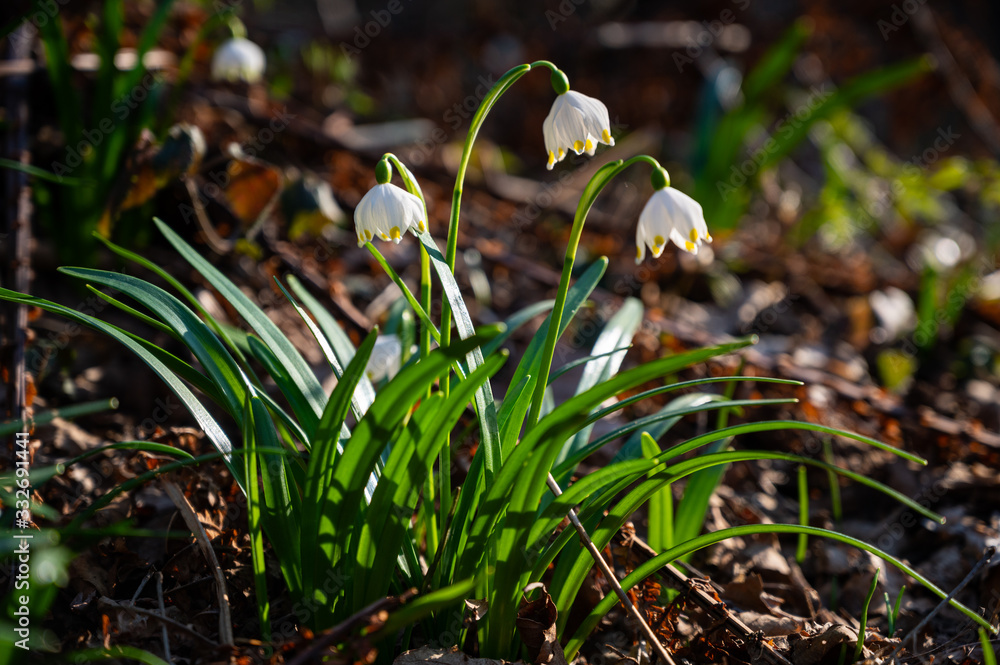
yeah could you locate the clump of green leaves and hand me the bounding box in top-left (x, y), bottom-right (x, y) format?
top-left (2, 217), bottom-right (994, 659)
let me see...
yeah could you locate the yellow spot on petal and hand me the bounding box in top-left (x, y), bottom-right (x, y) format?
top-left (636, 246), bottom-right (643, 260)
top-left (574, 140), bottom-right (584, 152)
top-left (602, 129), bottom-right (611, 143)
top-left (689, 228), bottom-right (698, 242)
top-left (548, 151), bottom-right (555, 167)
top-left (654, 235), bottom-right (664, 247)
top-left (365, 230), bottom-right (373, 241)
top-left (585, 138), bottom-right (593, 152)
top-left (706, 233), bottom-right (713, 242)
top-left (390, 226), bottom-right (401, 240)
top-left (417, 220), bottom-right (426, 233)
top-left (685, 241), bottom-right (695, 252)
top-left (380, 233), bottom-right (388, 240)
top-left (558, 148), bottom-right (565, 158)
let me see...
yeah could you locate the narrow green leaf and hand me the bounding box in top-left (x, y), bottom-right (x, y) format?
top-left (301, 330), bottom-right (378, 609)
top-left (243, 396), bottom-right (271, 641)
top-left (356, 351), bottom-right (507, 607)
top-left (154, 218), bottom-right (327, 430)
top-left (0, 397), bottom-right (119, 437)
top-left (566, 525), bottom-right (994, 659)
top-left (0, 287), bottom-right (238, 485)
top-left (57, 268), bottom-right (249, 420)
top-left (416, 231), bottom-right (502, 484)
top-left (556, 297), bottom-right (643, 470)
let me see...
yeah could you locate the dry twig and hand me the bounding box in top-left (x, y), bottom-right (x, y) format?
top-left (161, 478), bottom-right (235, 646)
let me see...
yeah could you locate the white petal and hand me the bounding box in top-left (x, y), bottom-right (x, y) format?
top-left (211, 38), bottom-right (266, 83)
top-left (354, 183), bottom-right (423, 246)
top-left (635, 187), bottom-right (711, 258)
top-left (542, 90), bottom-right (615, 168)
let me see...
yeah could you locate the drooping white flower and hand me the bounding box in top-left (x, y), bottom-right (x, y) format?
top-left (354, 183), bottom-right (425, 247)
top-left (635, 183), bottom-right (711, 263)
top-left (211, 37), bottom-right (266, 83)
top-left (542, 90), bottom-right (615, 170)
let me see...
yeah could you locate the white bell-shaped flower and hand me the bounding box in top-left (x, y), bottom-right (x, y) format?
top-left (542, 90), bottom-right (615, 170)
top-left (354, 183), bottom-right (425, 247)
top-left (636, 178), bottom-right (711, 263)
top-left (211, 37), bottom-right (266, 83)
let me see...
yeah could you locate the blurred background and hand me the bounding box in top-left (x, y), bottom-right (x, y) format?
top-left (8, 0), bottom-right (999, 422)
top-left (3, 0), bottom-right (1000, 660)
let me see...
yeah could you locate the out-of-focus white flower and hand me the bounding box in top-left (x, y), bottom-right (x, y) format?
top-left (635, 176), bottom-right (711, 263)
top-left (365, 334), bottom-right (402, 382)
top-left (211, 37), bottom-right (266, 83)
top-left (542, 90), bottom-right (614, 170)
top-left (354, 183), bottom-right (425, 246)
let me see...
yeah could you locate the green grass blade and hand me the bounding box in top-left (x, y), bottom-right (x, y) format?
top-left (478, 339), bottom-right (756, 654)
top-left (356, 351), bottom-right (507, 607)
top-left (0, 287), bottom-right (238, 484)
top-left (243, 396), bottom-right (271, 641)
top-left (481, 299), bottom-right (556, 357)
top-left (558, 297), bottom-right (643, 468)
top-left (759, 57), bottom-right (931, 171)
top-left (547, 345), bottom-right (632, 385)
top-left (555, 397), bottom-right (794, 479)
top-left (741, 19), bottom-right (811, 103)
top-left (275, 277), bottom-right (375, 419)
top-left (416, 230), bottom-right (501, 485)
top-left (797, 464), bottom-right (809, 564)
top-left (247, 334), bottom-right (319, 435)
top-left (640, 432), bottom-right (672, 553)
top-left (498, 258), bottom-right (607, 437)
top-left (66, 645), bottom-right (172, 665)
top-left (301, 330), bottom-right (378, 609)
top-left (547, 447), bottom-right (942, 630)
top-left (286, 275), bottom-right (373, 384)
top-left (57, 268), bottom-right (249, 420)
top-left (0, 157), bottom-right (89, 186)
top-left (319, 328), bottom-right (501, 620)
top-left (564, 524), bottom-right (993, 659)
top-left (372, 576), bottom-right (478, 638)
top-left (154, 218), bottom-right (327, 428)
top-left (65, 441), bottom-right (194, 467)
top-left (854, 569), bottom-right (879, 662)
top-left (0, 397), bottom-right (118, 437)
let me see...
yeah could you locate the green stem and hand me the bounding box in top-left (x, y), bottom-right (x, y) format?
top-left (366, 244), bottom-right (441, 345)
top-left (440, 60), bottom-right (559, 347)
top-left (383, 152), bottom-right (451, 536)
top-left (525, 154), bottom-right (663, 429)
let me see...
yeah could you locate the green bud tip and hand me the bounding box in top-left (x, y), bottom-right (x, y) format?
top-left (651, 167), bottom-right (670, 190)
top-left (375, 159), bottom-right (392, 184)
top-left (551, 69), bottom-right (570, 95)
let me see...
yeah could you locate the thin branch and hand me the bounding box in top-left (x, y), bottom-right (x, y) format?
top-left (546, 473), bottom-right (677, 665)
top-left (97, 597), bottom-right (217, 648)
top-left (886, 546), bottom-right (996, 662)
top-left (613, 530), bottom-right (795, 665)
top-left (162, 479), bottom-right (235, 646)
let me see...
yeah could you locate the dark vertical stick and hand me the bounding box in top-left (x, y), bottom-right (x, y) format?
top-left (2, 27), bottom-right (33, 426)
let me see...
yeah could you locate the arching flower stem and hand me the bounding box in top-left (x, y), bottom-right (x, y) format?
top-left (525, 154), bottom-right (664, 430)
top-left (441, 61), bottom-right (562, 348)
